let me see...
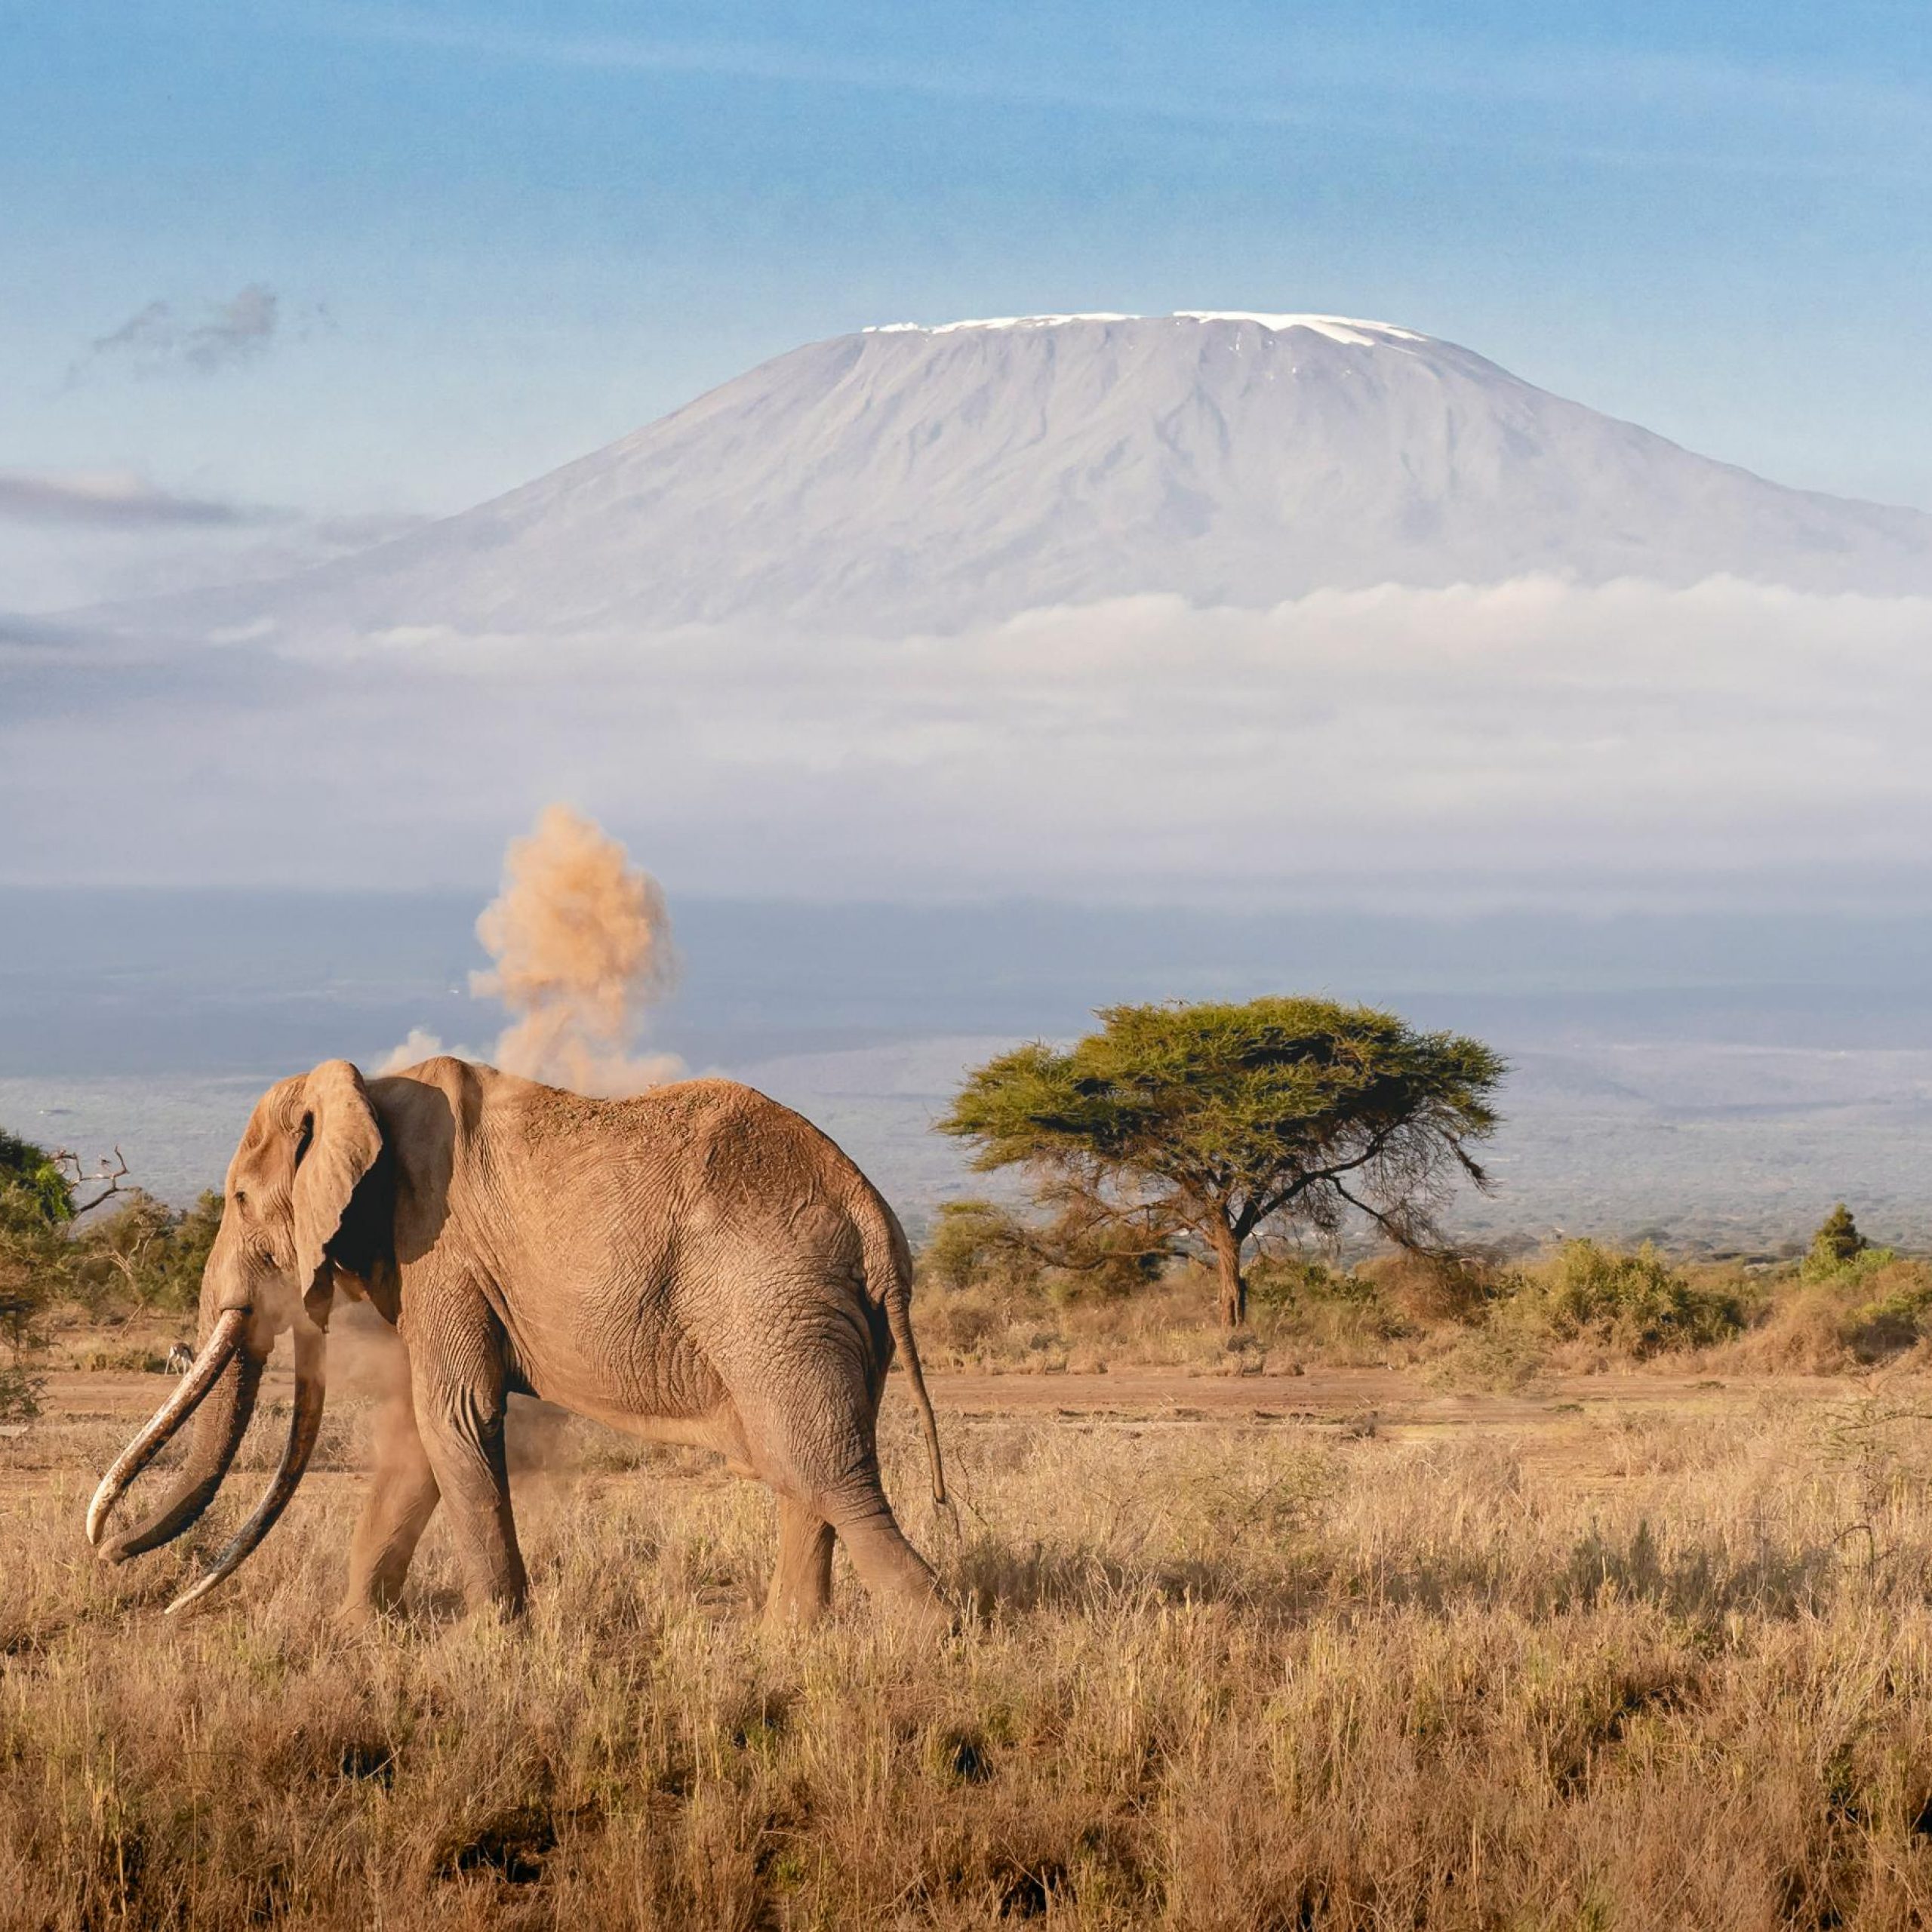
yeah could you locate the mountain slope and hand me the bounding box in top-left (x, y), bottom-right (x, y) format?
top-left (105, 312), bottom-right (1932, 638)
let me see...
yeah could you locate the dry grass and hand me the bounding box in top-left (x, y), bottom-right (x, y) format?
top-left (11, 1362), bottom-right (1932, 1927)
top-left (913, 1272), bottom-right (1408, 1377)
top-left (916, 1244), bottom-right (1932, 1392)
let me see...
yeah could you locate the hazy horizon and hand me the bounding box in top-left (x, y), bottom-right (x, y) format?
top-left (6, 885), bottom-right (1930, 1250)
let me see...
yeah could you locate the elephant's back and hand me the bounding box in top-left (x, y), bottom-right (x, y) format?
top-left (627, 1080), bottom-right (905, 1283)
top-left (481, 1072), bottom-right (878, 1216)
top-left (638, 1077), bottom-right (876, 1204)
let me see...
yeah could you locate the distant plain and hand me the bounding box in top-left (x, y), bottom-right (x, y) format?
top-left (5, 888), bottom-right (1929, 1251)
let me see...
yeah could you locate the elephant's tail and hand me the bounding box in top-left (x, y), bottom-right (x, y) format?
top-left (864, 1201), bottom-right (947, 1509)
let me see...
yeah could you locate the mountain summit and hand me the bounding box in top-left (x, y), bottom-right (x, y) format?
top-left (119, 312), bottom-right (1932, 638)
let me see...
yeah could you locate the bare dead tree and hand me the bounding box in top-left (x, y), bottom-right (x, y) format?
top-left (52, 1148), bottom-right (131, 1219)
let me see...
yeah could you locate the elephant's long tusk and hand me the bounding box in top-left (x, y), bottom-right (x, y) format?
top-left (97, 1349), bottom-right (265, 1564)
top-left (165, 1318), bottom-right (326, 1614)
top-left (87, 1308), bottom-right (251, 1548)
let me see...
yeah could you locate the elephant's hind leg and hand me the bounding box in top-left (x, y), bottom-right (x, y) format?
top-left (821, 1476), bottom-right (950, 1638)
top-left (763, 1494), bottom-right (835, 1630)
top-left (718, 1322), bottom-right (949, 1636)
top-left (340, 1388), bottom-right (441, 1622)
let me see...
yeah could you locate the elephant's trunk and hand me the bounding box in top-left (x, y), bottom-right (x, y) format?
top-left (166, 1317), bottom-right (327, 1614)
top-left (88, 1306), bottom-right (254, 1552)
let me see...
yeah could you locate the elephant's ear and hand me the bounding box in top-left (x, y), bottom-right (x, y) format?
top-left (291, 1060), bottom-right (383, 1327)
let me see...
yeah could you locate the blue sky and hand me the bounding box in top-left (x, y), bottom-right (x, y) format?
top-left (5, 0), bottom-right (1929, 571)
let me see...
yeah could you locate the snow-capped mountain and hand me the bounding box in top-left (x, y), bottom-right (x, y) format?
top-left (100, 312), bottom-right (1932, 638)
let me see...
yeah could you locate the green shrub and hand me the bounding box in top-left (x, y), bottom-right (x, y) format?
top-left (0, 1163), bottom-right (65, 1421)
top-left (67, 1188), bottom-right (221, 1314)
top-left (1357, 1249), bottom-right (1512, 1326)
top-left (155, 1189), bottom-right (223, 1307)
top-left (1421, 1310), bottom-right (1551, 1392)
top-left (919, 1201), bottom-right (1037, 1295)
top-left (0, 1119), bottom-right (221, 1414)
top-left (1800, 1235), bottom-right (1900, 1294)
top-left (1241, 1257), bottom-right (1414, 1364)
top-left (0, 1128), bottom-right (73, 1226)
top-left (1805, 1204), bottom-right (1865, 1277)
top-left (1536, 1240), bottom-right (1746, 1358)
top-left (918, 1197), bottom-right (1171, 1304)
top-left (1835, 1259), bottom-right (1932, 1362)
top-left (1244, 1253), bottom-right (1348, 1312)
top-left (0, 1361), bottom-right (42, 1423)
top-left (1784, 1205), bottom-right (1924, 1360)
top-left (1800, 1205), bottom-right (1878, 1282)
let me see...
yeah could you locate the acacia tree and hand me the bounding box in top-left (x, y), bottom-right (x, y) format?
top-left (939, 998), bottom-right (1506, 1327)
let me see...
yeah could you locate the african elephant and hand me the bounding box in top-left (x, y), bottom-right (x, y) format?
top-left (88, 1057), bottom-right (949, 1631)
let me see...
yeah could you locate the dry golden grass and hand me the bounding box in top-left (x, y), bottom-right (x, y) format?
top-left (11, 1361), bottom-right (1932, 1928)
top-left (912, 1272), bottom-right (1409, 1377)
top-left (917, 1244), bottom-right (1932, 1391)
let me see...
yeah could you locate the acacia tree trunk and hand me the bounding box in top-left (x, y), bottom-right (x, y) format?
top-left (1208, 1218), bottom-right (1246, 1327)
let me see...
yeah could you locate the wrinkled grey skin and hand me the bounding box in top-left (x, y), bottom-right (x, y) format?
top-left (92, 1057), bottom-right (949, 1631)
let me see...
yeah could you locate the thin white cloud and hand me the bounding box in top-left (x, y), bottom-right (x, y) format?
top-left (0, 469), bottom-right (259, 529)
top-left (306, 7), bottom-right (1927, 180)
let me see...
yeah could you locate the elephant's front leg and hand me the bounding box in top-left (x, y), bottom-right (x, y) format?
top-left (340, 1386), bottom-right (441, 1623)
top-left (408, 1318), bottom-right (528, 1617)
top-left (764, 1493), bottom-right (835, 1629)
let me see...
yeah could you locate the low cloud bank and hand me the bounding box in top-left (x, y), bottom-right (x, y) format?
top-left (0, 503), bottom-right (431, 617)
top-left (5, 577), bottom-right (1930, 909)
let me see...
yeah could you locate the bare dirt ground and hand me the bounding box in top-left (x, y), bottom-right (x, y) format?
top-left (12, 1356), bottom-right (1867, 1508)
top-left (40, 1359), bottom-right (1852, 1420)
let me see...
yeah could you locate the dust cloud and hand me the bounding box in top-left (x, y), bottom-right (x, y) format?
top-left (326, 1304), bottom-right (592, 1493)
top-left (374, 1026), bottom-right (454, 1075)
top-left (378, 804), bottom-right (684, 1096)
top-left (324, 1300), bottom-right (418, 1477)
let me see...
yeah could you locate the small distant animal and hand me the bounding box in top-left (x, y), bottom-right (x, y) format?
top-left (165, 1342), bottom-right (195, 1376)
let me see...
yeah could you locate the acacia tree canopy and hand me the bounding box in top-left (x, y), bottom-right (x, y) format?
top-left (939, 997), bottom-right (1506, 1326)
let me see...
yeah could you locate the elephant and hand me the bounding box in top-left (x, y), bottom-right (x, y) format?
top-left (87, 1056), bottom-right (950, 1632)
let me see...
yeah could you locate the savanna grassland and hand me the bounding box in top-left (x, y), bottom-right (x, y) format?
top-left (11, 1321), bottom-right (1932, 1930)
